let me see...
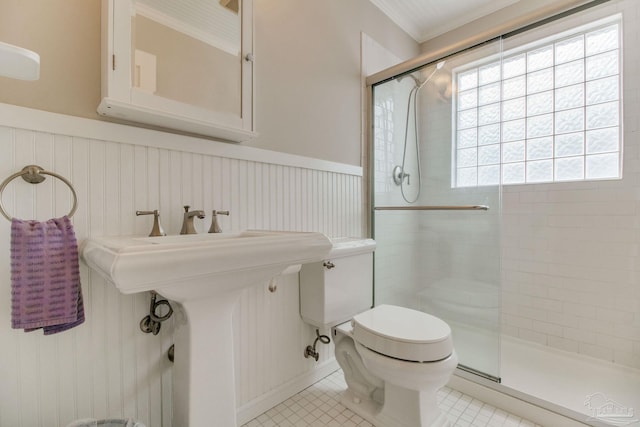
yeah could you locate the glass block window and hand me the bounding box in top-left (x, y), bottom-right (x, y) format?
top-left (453, 17), bottom-right (622, 187)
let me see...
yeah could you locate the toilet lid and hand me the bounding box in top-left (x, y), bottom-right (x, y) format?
top-left (352, 305), bottom-right (453, 362)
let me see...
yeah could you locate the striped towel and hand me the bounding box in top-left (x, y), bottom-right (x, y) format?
top-left (66, 419), bottom-right (146, 427)
top-left (10, 216), bottom-right (84, 334)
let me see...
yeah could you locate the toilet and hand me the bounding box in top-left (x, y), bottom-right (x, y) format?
top-left (300, 238), bottom-right (458, 427)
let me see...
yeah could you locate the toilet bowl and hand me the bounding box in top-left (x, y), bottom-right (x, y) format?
top-left (334, 305), bottom-right (457, 427)
top-left (299, 238), bottom-right (458, 427)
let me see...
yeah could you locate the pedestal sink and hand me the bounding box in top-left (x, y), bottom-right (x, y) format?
top-left (82, 230), bottom-right (332, 427)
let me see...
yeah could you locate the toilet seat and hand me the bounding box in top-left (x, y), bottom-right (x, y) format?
top-left (352, 305), bottom-right (453, 362)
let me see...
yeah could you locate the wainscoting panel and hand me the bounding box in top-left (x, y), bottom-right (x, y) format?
top-left (0, 107), bottom-right (362, 427)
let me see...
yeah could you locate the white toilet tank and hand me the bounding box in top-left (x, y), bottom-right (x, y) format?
top-left (299, 238), bottom-right (376, 328)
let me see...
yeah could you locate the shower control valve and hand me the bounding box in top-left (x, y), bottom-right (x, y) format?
top-left (392, 165), bottom-right (410, 185)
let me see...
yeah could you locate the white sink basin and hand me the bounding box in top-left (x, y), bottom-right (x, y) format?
top-left (82, 230), bottom-right (332, 427)
top-left (82, 230), bottom-right (332, 301)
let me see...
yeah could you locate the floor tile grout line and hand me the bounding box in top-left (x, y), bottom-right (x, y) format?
top-left (241, 369), bottom-right (542, 427)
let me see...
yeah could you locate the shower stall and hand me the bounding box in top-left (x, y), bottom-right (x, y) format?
top-left (368, 1), bottom-right (639, 425)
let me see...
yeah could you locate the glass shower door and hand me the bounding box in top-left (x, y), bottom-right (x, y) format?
top-left (371, 40), bottom-right (502, 380)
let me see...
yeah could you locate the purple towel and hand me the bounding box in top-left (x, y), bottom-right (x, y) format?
top-left (10, 216), bottom-right (85, 335)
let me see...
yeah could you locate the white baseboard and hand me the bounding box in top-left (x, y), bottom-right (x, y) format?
top-left (236, 359), bottom-right (340, 425)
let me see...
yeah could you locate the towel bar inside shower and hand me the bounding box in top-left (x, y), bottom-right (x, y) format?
top-left (374, 205), bottom-right (489, 211)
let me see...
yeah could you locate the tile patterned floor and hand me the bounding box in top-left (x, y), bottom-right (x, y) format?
top-left (242, 370), bottom-right (542, 427)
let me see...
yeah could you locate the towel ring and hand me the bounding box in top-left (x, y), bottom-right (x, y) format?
top-left (0, 165), bottom-right (78, 221)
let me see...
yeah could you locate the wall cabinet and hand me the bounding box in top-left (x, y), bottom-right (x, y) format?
top-left (98, 0), bottom-right (255, 142)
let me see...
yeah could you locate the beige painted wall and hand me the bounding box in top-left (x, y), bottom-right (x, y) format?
top-left (0, 0), bottom-right (101, 119)
top-left (247, 0), bottom-right (419, 165)
top-left (0, 0), bottom-right (418, 166)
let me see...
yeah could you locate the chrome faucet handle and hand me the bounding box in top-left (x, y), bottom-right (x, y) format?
top-left (136, 210), bottom-right (167, 237)
top-left (180, 205), bottom-right (206, 234)
top-left (208, 210), bottom-right (230, 233)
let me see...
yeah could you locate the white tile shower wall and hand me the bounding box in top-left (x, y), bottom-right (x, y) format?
top-left (501, 180), bottom-right (640, 368)
top-left (501, 0), bottom-right (640, 370)
top-left (0, 108), bottom-right (362, 427)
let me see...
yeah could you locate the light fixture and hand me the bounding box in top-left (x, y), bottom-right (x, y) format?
top-left (0, 41), bottom-right (40, 81)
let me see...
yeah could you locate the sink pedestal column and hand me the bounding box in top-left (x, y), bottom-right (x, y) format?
top-left (173, 291), bottom-right (242, 427)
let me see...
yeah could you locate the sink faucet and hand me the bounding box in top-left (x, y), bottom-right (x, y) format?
top-left (136, 210), bottom-right (166, 237)
top-left (180, 205), bottom-right (205, 235)
top-left (208, 210), bottom-right (230, 233)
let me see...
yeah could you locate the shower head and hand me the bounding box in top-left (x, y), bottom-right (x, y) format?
top-left (417, 60), bottom-right (446, 89)
top-left (397, 60), bottom-right (446, 89)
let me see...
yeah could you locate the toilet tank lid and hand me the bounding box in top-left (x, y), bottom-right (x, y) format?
top-left (352, 305), bottom-right (453, 362)
top-left (328, 237), bottom-right (376, 258)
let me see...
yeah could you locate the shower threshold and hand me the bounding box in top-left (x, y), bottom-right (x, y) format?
top-left (452, 335), bottom-right (640, 427)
